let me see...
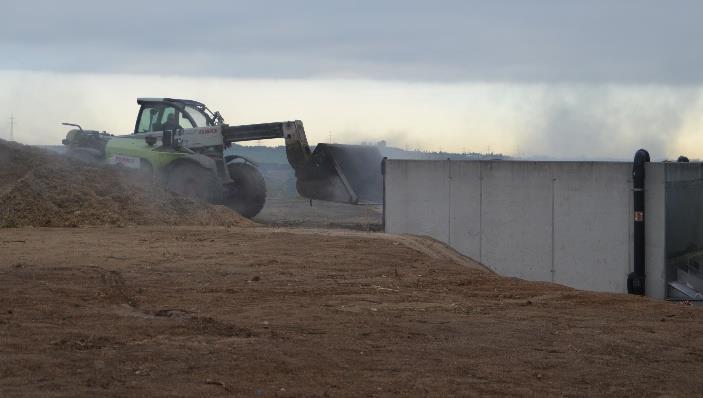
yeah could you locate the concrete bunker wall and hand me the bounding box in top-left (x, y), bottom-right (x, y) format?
top-left (384, 160), bottom-right (668, 297)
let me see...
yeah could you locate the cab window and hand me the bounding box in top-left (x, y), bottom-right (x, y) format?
top-left (136, 104), bottom-right (194, 132)
top-left (136, 105), bottom-right (161, 133)
top-left (184, 105), bottom-right (209, 127)
top-left (159, 106), bottom-right (176, 127)
top-left (177, 112), bottom-right (194, 129)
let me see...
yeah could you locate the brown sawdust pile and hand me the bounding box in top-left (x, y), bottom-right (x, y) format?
top-left (0, 139), bottom-right (253, 227)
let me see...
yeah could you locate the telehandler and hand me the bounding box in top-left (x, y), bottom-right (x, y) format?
top-left (62, 98), bottom-right (383, 217)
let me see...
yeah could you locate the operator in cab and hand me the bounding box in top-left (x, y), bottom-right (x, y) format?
top-left (161, 113), bottom-right (182, 132)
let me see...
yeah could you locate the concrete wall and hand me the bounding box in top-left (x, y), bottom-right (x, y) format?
top-left (645, 164), bottom-right (666, 299)
top-left (384, 160), bottom-right (668, 297)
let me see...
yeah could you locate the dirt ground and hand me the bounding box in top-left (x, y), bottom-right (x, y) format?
top-left (2, 227), bottom-right (702, 397)
top-left (254, 198), bottom-right (382, 231)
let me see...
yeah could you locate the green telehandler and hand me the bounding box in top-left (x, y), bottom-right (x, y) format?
top-left (62, 98), bottom-right (384, 218)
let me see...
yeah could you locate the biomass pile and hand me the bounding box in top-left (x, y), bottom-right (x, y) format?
top-left (0, 139), bottom-right (252, 227)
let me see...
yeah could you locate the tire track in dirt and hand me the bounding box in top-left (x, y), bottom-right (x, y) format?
top-left (94, 268), bottom-right (139, 307)
top-left (89, 266), bottom-right (255, 338)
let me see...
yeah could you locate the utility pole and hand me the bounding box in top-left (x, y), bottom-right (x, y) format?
top-left (328, 132), bottom-right (332, 144)
top-left (9, 114), bottom-right (14, 141)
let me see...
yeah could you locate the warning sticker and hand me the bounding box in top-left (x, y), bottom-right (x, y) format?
top-left (108, 154), bottom-right (141, 169)
top-left (634, 211), bottom-right (644, 222)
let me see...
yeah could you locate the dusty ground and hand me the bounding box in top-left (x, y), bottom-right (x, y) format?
top-left (254, 198), bottom-right (382, 231)
top-left (1, 227), bottom-right (702, 397)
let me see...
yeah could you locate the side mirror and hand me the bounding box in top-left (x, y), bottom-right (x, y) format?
top-left (159, 129), bottom-right (184, 149)
top-left (162, 130), bottom-right (173, 147)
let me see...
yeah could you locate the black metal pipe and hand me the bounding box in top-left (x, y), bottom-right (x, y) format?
top-left (628, 149), bottom-right (650, 295)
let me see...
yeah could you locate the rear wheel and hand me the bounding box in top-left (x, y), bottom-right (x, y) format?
top-left (164, 162), bottom-right (218, 202)
top-left (224, 163), bottom-right (266, 218)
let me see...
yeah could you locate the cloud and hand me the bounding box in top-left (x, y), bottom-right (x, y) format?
top-left (1, 0), bottom-right (702, 83)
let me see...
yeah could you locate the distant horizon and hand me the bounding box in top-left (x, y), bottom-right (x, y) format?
top-left (1, 71), bottom-right (702, 161)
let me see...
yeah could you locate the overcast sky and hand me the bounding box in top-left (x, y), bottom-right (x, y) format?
top-left (1, 0), bottom-right (702, 158)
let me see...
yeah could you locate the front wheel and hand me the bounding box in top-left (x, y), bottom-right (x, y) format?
top-left (164, 162), bottom-right (219, 202)
top-left (224, 163), bottom-right (266, 218)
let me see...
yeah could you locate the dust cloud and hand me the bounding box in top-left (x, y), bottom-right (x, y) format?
top-left (516, 85), bottom-right (703, 160)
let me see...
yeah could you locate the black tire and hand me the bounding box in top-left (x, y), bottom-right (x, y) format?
top-left (224, 163), bottom-right (266, 218)
top-left (164, 162), bottom-right (219, 202)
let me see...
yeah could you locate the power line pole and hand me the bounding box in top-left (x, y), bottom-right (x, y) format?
top-left (328, 132), bottom-right (332, 144)
top-left (9, 114), bottom-right (14, 141)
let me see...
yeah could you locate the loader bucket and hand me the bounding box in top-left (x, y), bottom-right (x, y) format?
top-left (294, 144), bottom-right (384, 204)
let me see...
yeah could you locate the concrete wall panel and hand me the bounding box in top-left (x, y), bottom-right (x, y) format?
top-left (479, 162), bottom-right (554, 280)
top-left (384, 160), bottom-right (451, 242)
top-left (551, 163), bottom-right (632, 293)
top-left (645, 164), bottom-right (666, 299)
top-left (448, 161), bottom-right (482, 260)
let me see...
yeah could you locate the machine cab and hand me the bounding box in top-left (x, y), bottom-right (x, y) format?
top-left (134, 98), bottom-right (215, 134)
